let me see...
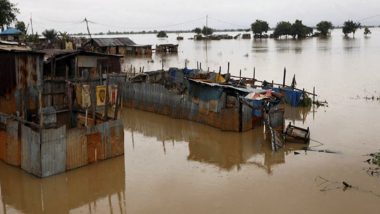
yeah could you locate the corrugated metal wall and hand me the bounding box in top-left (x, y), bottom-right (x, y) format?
top-left (21, 125), bottom-right (66, 177)
top-left (66, 128), bottom-right (88, 170)
top-left (86, 119), bottom-right (124, 163)
top-left (41, 126), bottom-right (67, 177)
top-left (122, 81), bottom-right (242, 131)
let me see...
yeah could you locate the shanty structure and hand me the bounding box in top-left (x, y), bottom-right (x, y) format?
top-left (83, 37), bottom-right (152, 55)
top-left (156, 44), bottom-right (179, 53)
top-left (0, 27), bottom-right (22, 41)
top-left (0, 46), bottom-right (125, 178)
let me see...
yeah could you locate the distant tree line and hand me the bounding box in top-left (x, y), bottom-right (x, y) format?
top-left (250, 19), bottom-right (369, 39)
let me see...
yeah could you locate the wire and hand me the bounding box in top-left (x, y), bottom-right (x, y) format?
top-left (89, 16), bottom-right (205, 30)
top-left (208, 16), bottom-right (248, 28)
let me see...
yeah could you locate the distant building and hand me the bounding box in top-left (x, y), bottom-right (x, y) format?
top-left (156, 44), bottom-right (179, 53)
top-left (0, 27), bottom-right (23, 42)
top-left (83, 37), bottom-right (152, 55)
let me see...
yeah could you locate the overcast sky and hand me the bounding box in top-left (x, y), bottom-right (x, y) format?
top-left (12, 0), bottom-right (380, 33)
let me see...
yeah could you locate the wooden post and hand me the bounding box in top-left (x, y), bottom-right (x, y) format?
top-left (91, 83), bottom-right (96, 125)
top-left (239, 70), bottom-right (242, 79)
top-left (104, 74), bottom-right (109, 120)
top-left (39, 89), bottom-right (43, 128)
top-left (283, 67), bottom-right (286, 87)
top-left (207, 67), bottom-right (210, 72)
top-left (162, 60), bottom-right (164, 71)
top-left (200, 62), bottom-right (202, 70)
top-left (219, 66), bottom-right (221, 75)
top-left (142, 66), bottom-right (144, 73)
top-left (227, 62), bottom-right (230, 74)
top-left (313, 86), bottom-right (315, 104)
top-left (114, 85), bottom-right (121, 120)
top-left (253, 67), bottom-right (256, 79)
top-left (252, 67), bottom-right (256, 86)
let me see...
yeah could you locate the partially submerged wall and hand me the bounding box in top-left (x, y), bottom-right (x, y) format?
top-left (0, 118), bottom-right (124, 178)
top-left (21, 125), bottom-right (67, 177)
top-left (122, 82), bottom-right (250, 132)
top-left (0, 117), bottom-right (21, 166)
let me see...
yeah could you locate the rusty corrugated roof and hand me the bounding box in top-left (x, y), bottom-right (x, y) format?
top-left (92, 37), bottom-right (136, 47)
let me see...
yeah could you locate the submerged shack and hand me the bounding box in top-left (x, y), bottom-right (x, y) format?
top-left (0, 46), bottom-right (125, 178)
top-left (120, 67), bottom-right (313, 139)
top-left (120, 68), bottom-right (283, 132)
top-left (83, 37), bottom-right (152, 55)
top-left (156, 44), bottom-right (179, 53)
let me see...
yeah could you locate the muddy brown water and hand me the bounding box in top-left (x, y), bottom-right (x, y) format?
top-left (1, 29), bottom-right (380, 213)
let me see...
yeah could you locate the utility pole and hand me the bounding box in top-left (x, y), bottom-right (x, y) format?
top-left (84, 18), bottom-right (92, 39)
top-left (30, 13), bottom-right (34, 35)
top-left (206, 15), bottom-right (208, 28)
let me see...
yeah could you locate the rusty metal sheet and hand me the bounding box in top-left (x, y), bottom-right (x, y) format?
top-left (108, 120), bottom-right (124, 158)
top-left (87, 132), bottom-right (103, 163)
top-left (3, 120), bottom-right (21, 166)
top-left (66, 128), bottom-right (88, 170)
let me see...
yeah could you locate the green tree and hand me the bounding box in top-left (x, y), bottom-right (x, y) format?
top-left (290, 20), bottom-right (312, 39)
top-left (364, 27), bottom-right (371, 36)
top-left (316, 21), bottom-right (333, 37)
top-left (25, 33), bottom-right (39, 43)
top-left (202, 26), bottom-right (213, 36)
top-left (0, 0), bottom-right (19, 31)
top-left (251, 19), bottom-right (269, 37)
top-left (42, 29), bottom-right (58, 42)
top-left (157, 31), bottom-right (167, 38)
top-left (342, 20), bottom-right (361, 37)
top-left (193, 27), bottom-right (202, 35)
top-left (273, 21), bottom-right (292, 38)
top-left (59, 31), bottom-right (70, 42)
top-left (15, 21), bottom-right (26, 34)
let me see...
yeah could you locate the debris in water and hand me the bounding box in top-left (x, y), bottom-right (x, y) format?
top-left (315, 176), bottom-right (380, 198)
top-left (364, 152), bottom-right (380, 177)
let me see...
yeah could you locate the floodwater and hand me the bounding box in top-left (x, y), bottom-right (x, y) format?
top-left (1, 29), bottom-right (380, 213)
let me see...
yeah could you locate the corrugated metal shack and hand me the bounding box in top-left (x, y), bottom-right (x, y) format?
top-left (121, 68), bottom-right (272, 132)
top-left (0, 46), bottom-right (125, 177)
top-left (0, 47), bottom-right (44, 167)
top-left (83, 37), bottom-right (152, 55)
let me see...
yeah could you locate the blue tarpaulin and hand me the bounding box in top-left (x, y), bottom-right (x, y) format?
top-left (282, 88), bottom-right (302, 106)
top-left (248, 99), bottom-right (264, 117)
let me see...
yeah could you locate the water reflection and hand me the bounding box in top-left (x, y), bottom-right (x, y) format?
top-left (316, 37), bottom-right (332, 52)
top-left (252, 39), bottom-right (269, 53)
top-left (122, 108), bottom-right (307, 174)
top-left (284, 105), bottom-right (313, 124)
top-left (342, 37), bottom-right (361, 52)
top-left (0, 157), bottom-right (126, 213)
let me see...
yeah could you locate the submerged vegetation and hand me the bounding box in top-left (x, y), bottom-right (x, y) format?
top-left (251, 20), bottom-right (269, 38)
top-left (364, 27), bottom-right (371, 36)
top-left (342, 20), bottom-right (361, 37)
top-left (201, 26), bottom-right (213, 35)
top-left (272, 20), bottom-right (313, 39)
top-left (316, 21), bottom-right (334, 37)
top-left (157, 30), bottom-right (168, 38)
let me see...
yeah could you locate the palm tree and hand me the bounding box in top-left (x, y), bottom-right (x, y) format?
top-left (42, 29), bottom-right (58, 42)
